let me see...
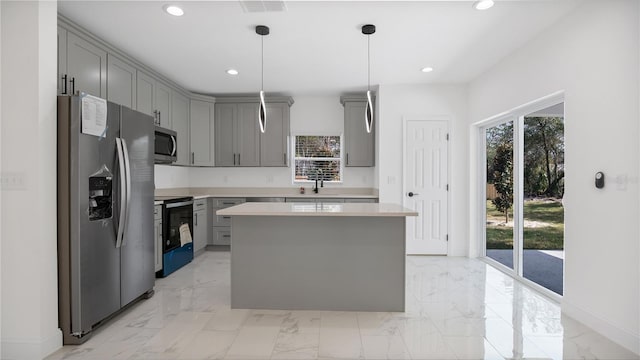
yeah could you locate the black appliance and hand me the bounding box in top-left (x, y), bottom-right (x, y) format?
top-left (158, 196), bottom-right (193, 277)
top-left (154, 126), bottom-right (177, 164)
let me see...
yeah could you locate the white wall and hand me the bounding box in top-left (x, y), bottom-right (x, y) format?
top-left (377, 84), bottom-right (469, 256)
top-left (154, 164), bottom-right (190, 189)
top-left (468, 0), bottom-right (639, 353)
top-left (1, 1), bottom-right (61, 359)
top-left (163, 95), bottom-right (375, 189)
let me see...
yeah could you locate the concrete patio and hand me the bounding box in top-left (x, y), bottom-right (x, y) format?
top-left (486, 249), bottom-right (564, 295)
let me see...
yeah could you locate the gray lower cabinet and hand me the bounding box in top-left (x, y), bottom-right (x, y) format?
top-left (107, 54), bottom-right (136, 108)
top-left (342, 96), bottom-right (375, 167)
top-left (211, 198), bottom-right (245, 245)
top-left (58, 28), bottom-right (107, 97)
top-left (193, 199), bottom-right (209, 254)
top-left (172, 92), bottom-right (190, 166)
top-left (154, 205), bottom-right (163, 272)
top-left (190, 100), bottom-right (215, 166)
top-left (260, 103), bottom-right (290, 167)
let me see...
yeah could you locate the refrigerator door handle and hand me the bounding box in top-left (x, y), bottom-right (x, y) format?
top-left (115, 138), bottom-right (127, 248)
top-left (121, 138), bottom-right (133, 247)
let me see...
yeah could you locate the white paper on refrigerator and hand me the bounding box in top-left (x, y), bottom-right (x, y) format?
top-left (81, 94), bottom-right (107, 137)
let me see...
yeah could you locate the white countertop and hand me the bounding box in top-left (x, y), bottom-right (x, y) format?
top-left (216, 202), bottom-right (418, 217)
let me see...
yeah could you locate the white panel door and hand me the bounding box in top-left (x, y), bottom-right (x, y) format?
top-left (404, 120), bottom-right (448, 255)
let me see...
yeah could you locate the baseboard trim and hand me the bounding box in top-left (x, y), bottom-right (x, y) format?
top-left (562, 300), bottom-right (640, 355)
top-left (1, 328), bottom-right (62, 360)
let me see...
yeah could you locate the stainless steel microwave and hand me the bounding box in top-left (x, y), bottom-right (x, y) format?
top-left (154, 126), bottom-right (177, 164)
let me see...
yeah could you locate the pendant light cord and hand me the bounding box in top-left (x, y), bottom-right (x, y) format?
top-left (261, 36), bottom-right (264, 91)
top-left (367, 35), bottom-right (370, 91)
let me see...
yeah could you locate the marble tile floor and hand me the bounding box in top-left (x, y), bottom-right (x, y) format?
top-left (46, 252), bottom-right (638, 360)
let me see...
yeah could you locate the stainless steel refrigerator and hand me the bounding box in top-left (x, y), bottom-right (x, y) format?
top-left (57, 94), bottom-right (155, 344)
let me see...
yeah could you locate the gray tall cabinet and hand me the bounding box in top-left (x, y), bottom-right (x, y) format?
top-left (341, 95), bottom-right (375, 167)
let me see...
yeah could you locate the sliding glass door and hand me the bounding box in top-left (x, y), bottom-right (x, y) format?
top-left (482, 100), bottom-right (565, 296)
top-left (485, 121), bottom-right (515, 269)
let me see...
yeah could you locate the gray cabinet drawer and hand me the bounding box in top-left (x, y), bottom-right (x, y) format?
top-left (194, 199), bottom-right (208, 208)
top-left (316, 198), bottom-right (345, 203)
top-left (285, 197), bottom-right (317, 203)
top-left (212, 227), bottom-right (231, 246)
top-left (212, 198), bottom-right (245, 207)
top-left (212, 212), bottom-right (232, 227)
top-left (154, 205), bottom-right (162, 220)
top-left (344, 198), bottom-right (378, 203)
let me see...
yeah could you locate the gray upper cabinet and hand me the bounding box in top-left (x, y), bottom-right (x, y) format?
top-left (214, 103), bottom-right (236, 166)
top-left (106, 54), bottom-right (136, 108)
top-left (136, 71), bottom-right (155, 117)
top-left (237, 103), bottom-right (261, 167)
top-left (342, 96), bottom-right (375, 167)
top-left (136, 71), bottom-right (171, 128)
top-left (190, 99), bottom-right (215, 166)
top-left (260, 103), bottom-right (290, 167)
top-left (155, 82), bottom-right (172, 129)
top-left (214, 102), bottom-right (260, 167)
top-left (58, 29), bottom-right (107, 98)
top-left (215, 97), bottom-right (293, 167)
top-left (57, 26), bottom-right (68, 95)
top-left (172, 92), bottom-right (190, 166)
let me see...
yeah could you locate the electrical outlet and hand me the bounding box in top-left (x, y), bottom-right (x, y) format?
top-left (1, 172), bottom-right (27, 191)
top-left (266, 175), bottom-right (274, 183)
top-left (223, 175), bottom-right (228, 183)
top-left (387, 176), bottom-right (396, 185)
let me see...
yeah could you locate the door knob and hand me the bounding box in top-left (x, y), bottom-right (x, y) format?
top-left (408, 192), bottom-right (419, 197)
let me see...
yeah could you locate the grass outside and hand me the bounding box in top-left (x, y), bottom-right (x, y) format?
top-left (486, 199), bottom-right (564, 250)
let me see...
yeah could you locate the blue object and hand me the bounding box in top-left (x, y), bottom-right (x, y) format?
top-left (161, 243), bottom-right (193, 277)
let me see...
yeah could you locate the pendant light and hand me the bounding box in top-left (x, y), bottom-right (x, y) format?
top-left (362, 24), bottom-right (375, 133)
top-left (256, 25), bottom-right (269, 133)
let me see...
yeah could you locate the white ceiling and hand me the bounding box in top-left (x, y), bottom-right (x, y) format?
top-left (58, 0), bottom-right (581, 96)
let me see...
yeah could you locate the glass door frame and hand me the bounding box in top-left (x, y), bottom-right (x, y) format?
top-left (475, 91), bottom-right (565, 301)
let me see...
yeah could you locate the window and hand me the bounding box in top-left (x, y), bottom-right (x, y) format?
top-left (293, 135), bottom-right (342, 182)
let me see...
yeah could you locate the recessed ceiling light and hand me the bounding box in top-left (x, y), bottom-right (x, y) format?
top-left (226, 69), bottom-right (239, 75)
top-left (473, 0), bottom-right (495, 10)
top-left (164, 5), bottom-right (184, 16)
top-left (421, 67), bottom-right (434, 73)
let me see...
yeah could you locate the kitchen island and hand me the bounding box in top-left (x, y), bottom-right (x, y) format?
top-left (217, 202), bottom-right (418, 312)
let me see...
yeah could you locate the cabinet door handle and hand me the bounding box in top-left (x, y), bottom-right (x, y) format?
top-left (233, 154), bottom-right (236, 165)
top-left (238, 153), bottom-right (240, 166)
top-left (195, 213), bottom-right (198, 226)
top-left (283, 153), bottom-right (286, 165)
top-left (222, 216), bottom-right (231, 219)
top-left (192, 152), bottom-right (195, 164)
top-left (70, 77), bottom-right (75, 95)
top-left (222, 234), bottom-right (231, 238)
top-left (346, 153), bottom-right (349, 165)
top-left (158, 111), bottom-right (161, 125)
top-left (61, 74), bottom-right (68, 94)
